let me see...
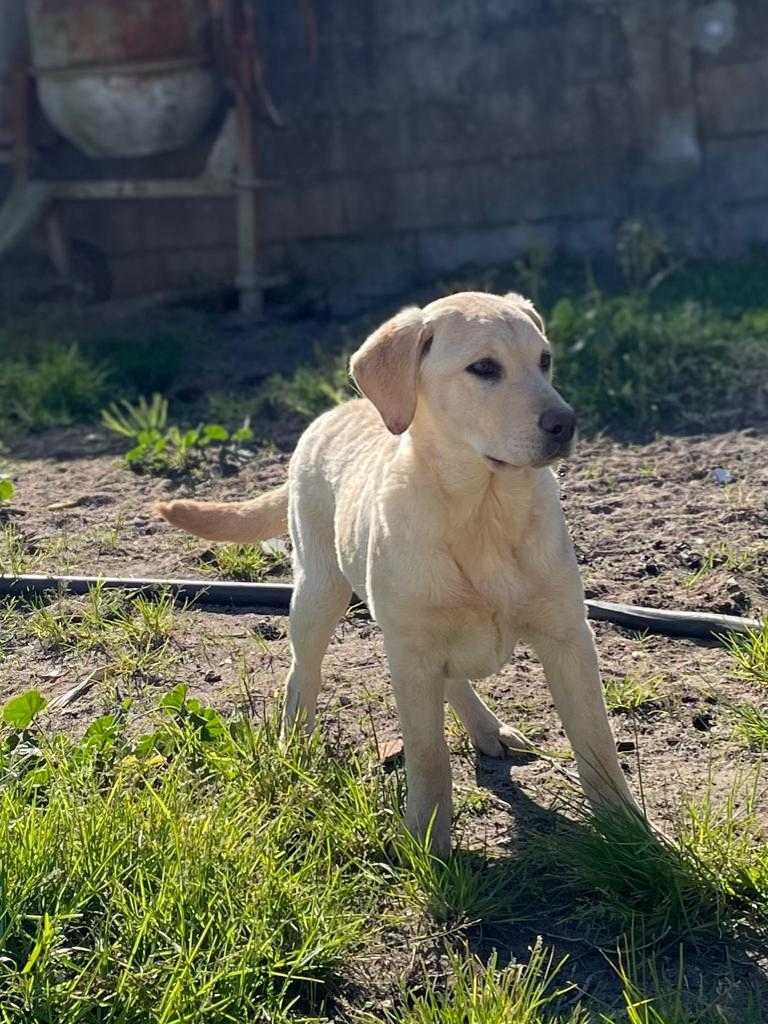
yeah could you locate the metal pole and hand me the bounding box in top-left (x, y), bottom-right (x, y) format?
top-left (234, 0), bottom-right (263, 320)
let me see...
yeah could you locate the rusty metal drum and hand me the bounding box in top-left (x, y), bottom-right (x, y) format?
top-left (26, 0), bottom-right (222, 158)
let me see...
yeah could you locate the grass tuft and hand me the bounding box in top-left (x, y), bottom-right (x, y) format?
top-left (604, 673), bottom-right (664, 713)
top-left (727, 701), bottom-right (768, 750)
top-left (529, 780), bottom-right (768, 939)
top-left (549, 295), bottom-right (768, 436)
top-left (380, 942), bottom-right (584, 1024)
top-left (13, 584), bottom-right (181, 686)
top-left (262, 350), bottom-right (353, 421)
top-left (685, 543), bottom-right (767, 587)
top-left (0, 524), bottom-right (30, 575)
top-left (725, 622), bottom-right (768, 688)
top-left (0, 687), bottom-right (766, 1022)
top-left (198, 542), bottom-right (290, 581)
top-left (0, 343), bottom-right (110, 432)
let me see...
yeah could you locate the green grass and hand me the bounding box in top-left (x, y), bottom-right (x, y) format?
top-left (604, 673), bottom-right (664, 713)
top-left (379, 944), bottom-right (586, 1024)
top-left (727, 701), bottom-right (768, 750)
top-left (0, 342), bottom-right (110, 431)
top-left (378, 940), bottom-right (763, 1023)
top-left (198, 542), bottom-right (290, 581)
top-left (725, 622), bottom-right (768, 688)
top-left (549, 295), bottom-right (768, 436)
top-left (0, 310), bottom-right (219, 437)
top-left (392, 772), bottom-right (768, 945)
top-left (261, 350), bottom-right (353, 421)
top-left (685, 543), bottom-right (766, 587)
top-left (0, 700), bottom-right (399, 1022)
top-left (1, 251), bottom-right (768, 440)
top-left (5, 585), bottom-right (180, 687)
top-left (0, 523), bottom-right (29, 574)
top-left (0, 683), bottom-right (766, 1022)
top-left (528, 780), bottom-right (768, 939)
top-left (0, 520), bottom-right (127, 575)
top-left (255, 257), bottom-right (768, 438)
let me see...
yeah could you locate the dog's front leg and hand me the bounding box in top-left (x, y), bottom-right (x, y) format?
top-left (387, 651), bottom-right (452, 858)
top-left (528, 620), bottom-right (643, 818)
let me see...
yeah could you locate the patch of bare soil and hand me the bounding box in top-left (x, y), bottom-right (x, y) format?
top-left (2, 423), bottom-right (768, 1012)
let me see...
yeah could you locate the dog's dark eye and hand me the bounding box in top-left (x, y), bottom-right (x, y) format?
top-left (539, 350), bottom-right (552, 372)
top-left (466, 358), bottom-right (503, 381)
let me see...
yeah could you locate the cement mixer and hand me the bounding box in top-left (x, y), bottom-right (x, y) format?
top-left (27, 0), bottom-right (221, 158)
top-left (0, 0), bottom-right (315, 315)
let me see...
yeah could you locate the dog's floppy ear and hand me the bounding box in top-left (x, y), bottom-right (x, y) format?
top-left (504, 292), bottom-right (546, 334)
top-left (350, 307), bottom-right (432, 434)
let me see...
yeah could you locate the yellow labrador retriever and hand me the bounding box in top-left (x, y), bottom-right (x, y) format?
top-left (156, 291), bottom-right (642, 856)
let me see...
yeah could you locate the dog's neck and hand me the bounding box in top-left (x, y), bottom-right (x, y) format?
top-left (400, 414), bottom-right (544, 539)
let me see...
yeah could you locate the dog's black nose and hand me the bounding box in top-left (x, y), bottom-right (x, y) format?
top-left (539, 407), bottom-right (576, 442)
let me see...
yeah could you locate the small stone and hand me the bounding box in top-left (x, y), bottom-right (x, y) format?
top-left (692, 712), bottom-right (715, 732)
top-left (711, 468), bottom-right (733, 485)
top-left (617, 739), bottom-right (636, 752)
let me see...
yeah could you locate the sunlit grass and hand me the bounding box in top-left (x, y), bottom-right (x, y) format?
top-left (686, 542), bottom-right (766, 586)
top-left (0, 681), bottom-right (766, 1021)
top-left (377, 943), bottom-right (585, 1024)
top-left (7, 584), bottom-right (181, 686)
top-left (197, 542), bottom-right (289, 582)
top-left (375, 939), bottom-right (763, 1023)
top-left (727, 701), bottom-right (768, 750)
top-left (725, 621), bottom-right (768, 688)
top-left (604, 673), bottom-right (664, 713)
top-left (0, 523), bottom-right (30, 575)
top-left (526, 774), bottom-right (768, 939)
top-left (0, 710), bottom-right (399, 1022)
top-left (0, 519), bottom-right (127, 575)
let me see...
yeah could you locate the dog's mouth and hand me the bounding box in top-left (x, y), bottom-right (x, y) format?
top-left (484, 455), bottom-right (509, 471)
top-left (532, 439), bottom-right (575, 468)
top-left (485, 443), bottom-right (574, 472)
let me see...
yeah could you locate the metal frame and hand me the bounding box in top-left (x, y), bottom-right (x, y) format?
top-left (0, 0), bottom-right (273, 317)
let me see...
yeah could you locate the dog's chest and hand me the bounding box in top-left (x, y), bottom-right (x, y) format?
top-left (441, 608), bottom-right (515, 679)
top-left (439, 546), bottom-right (539, 679)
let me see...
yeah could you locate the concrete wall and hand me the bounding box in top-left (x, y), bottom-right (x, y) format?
top-left (21, 0), bottom-right (768, 306)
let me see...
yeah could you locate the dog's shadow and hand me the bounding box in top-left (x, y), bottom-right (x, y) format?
top-left (440, 753), bottom-right (768, 1017)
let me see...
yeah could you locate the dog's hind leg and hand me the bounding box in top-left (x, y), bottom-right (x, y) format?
top-left (446, 678), bottom-right (533, 758)
top-left (282, 566), bottom-right (351, 737)
top-left (282, 484), bottom-right (352, 738)
top-left (280, 569), bottom-right (350, 737)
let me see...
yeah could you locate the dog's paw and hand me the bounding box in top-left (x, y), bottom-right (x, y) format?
top-left (472, 724), bottom-right (533, 759)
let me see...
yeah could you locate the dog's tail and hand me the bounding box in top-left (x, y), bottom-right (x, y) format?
top-left (154, 482), bottom-right (289, 543)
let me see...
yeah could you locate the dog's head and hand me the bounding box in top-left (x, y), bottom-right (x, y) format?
top-left (349, 291), bottom-right (575, 470)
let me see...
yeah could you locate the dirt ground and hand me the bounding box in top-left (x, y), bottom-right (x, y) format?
top-left (2, 421), bottom-right (768, 1008)
top-left (3, 422), bottom-right (768, 808)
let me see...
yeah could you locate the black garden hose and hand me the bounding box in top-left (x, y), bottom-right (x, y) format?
top-left (0, 574), bottom-right (761, 643)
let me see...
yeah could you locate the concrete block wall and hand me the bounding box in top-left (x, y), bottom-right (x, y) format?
top-left (46, 0), bottom-right (768, 305)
